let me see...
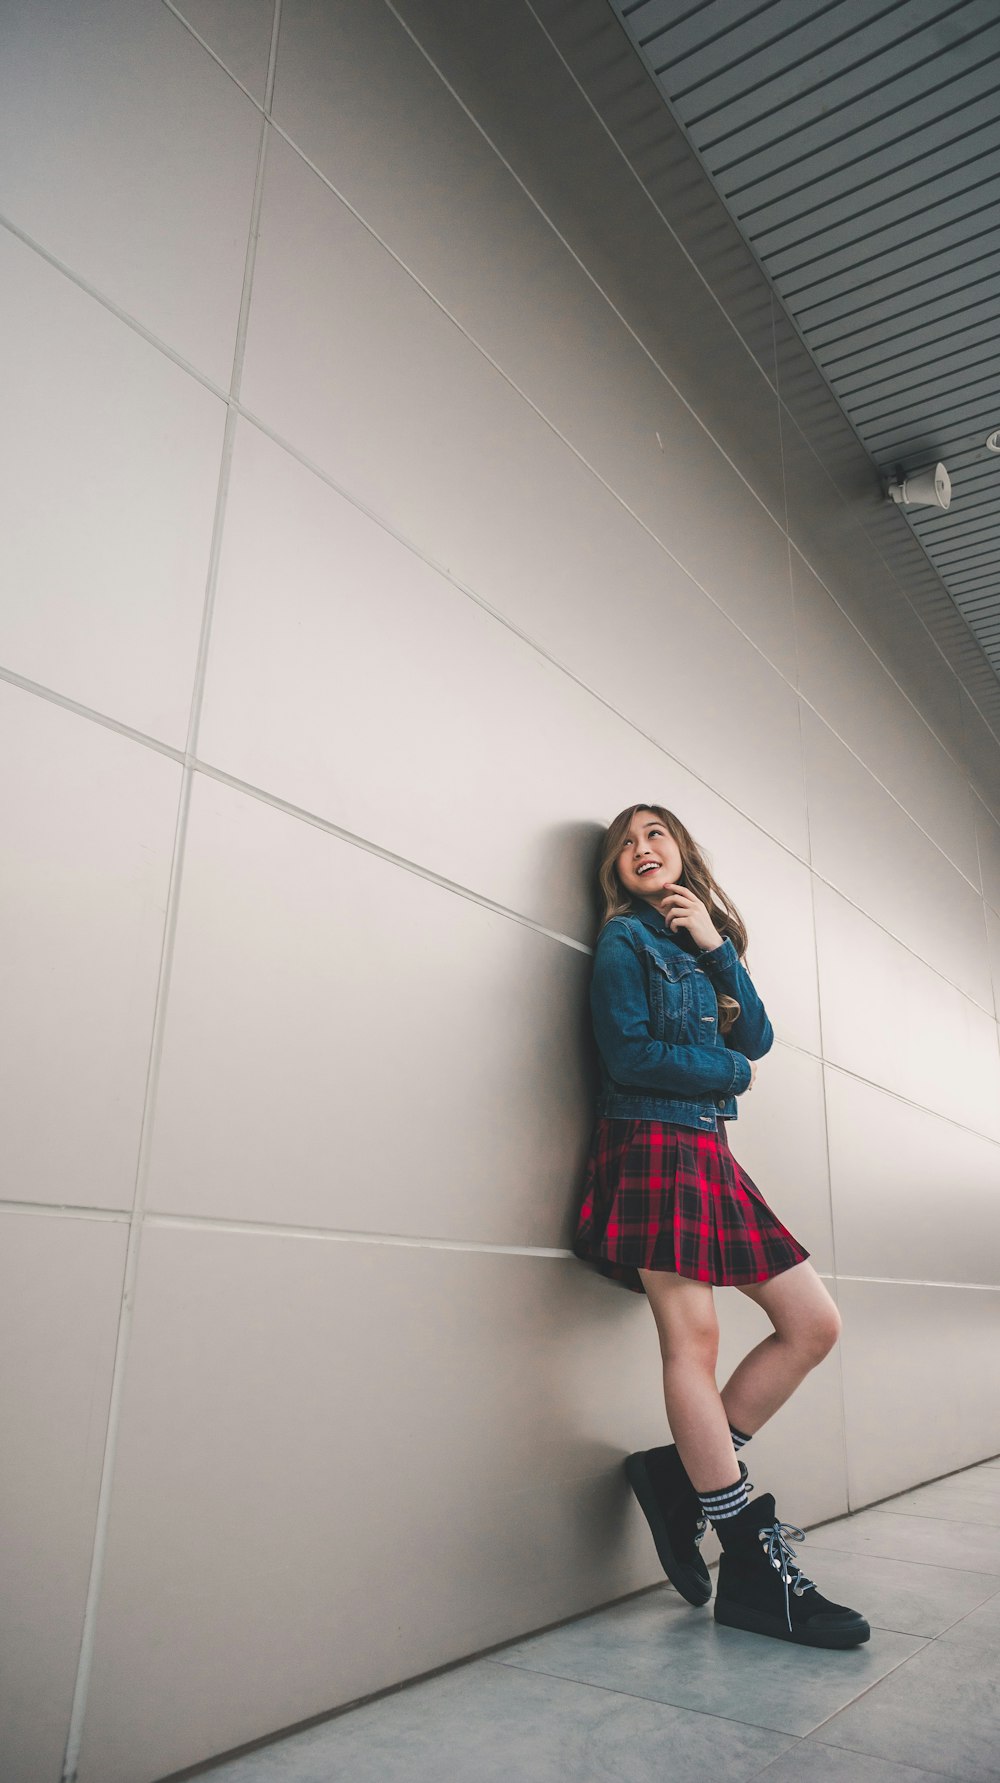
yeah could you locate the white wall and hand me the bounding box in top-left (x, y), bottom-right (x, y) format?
top-left (1, 2), bottom-right (999, 1779)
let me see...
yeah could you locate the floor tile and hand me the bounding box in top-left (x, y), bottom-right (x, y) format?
top-left (878, 1472), bottom-right (1000, 1527)
top-left (494, 1589), bottom-right (924, 1737)
top-left (199, 1657), bottom-right (795, 1782)
top-left (815, 1637), bottom-right (1000, 1782)
top-left (179, 1459), bottom-right (1000, 1779)
top-left (806, 1509), bottom-right (1000, 1573)
top-left (938, 1588), bottom-right (1000, 1645)
top-left (753, 1740), bottom-right (961, 1782)
top-left (777, 1545), bottom-right (1000, 1638)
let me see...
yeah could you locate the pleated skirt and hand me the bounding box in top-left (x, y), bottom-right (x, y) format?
top-left (573, 1115), bottom-right (810, 1294)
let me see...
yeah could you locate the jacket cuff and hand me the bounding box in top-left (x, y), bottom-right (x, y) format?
top-left (728, 1051), bottom-right (752, 1094)
top-left (696, 935), bottom-right (738, 973)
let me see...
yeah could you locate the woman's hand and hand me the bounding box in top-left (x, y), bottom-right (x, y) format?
top-left (653, 882), bottom-right (724, 954)
top-left (656, 883), bottom-right (756, 1091)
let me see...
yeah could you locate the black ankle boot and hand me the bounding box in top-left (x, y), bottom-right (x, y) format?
top-left (714, 1492), bottom-right (870, 1649)
top-left (624, 1446), bottom-right (746, 1607)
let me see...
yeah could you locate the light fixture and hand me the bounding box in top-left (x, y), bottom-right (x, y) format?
top-left (886, 463), bottom-right (951, 510)
top-left (986, 430), bottom-right (1000, 454)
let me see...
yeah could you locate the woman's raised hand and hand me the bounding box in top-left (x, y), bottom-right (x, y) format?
top-left (653, 882), bottom-right (723, 954)
top-left (654, 883), bottom-right (757, 1091)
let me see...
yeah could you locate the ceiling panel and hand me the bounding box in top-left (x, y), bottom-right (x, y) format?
top-left (610, 0), bottom-right (1000, 689)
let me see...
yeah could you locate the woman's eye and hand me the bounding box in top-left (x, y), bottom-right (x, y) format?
top-left (620, 823), bottom-right (659, 852)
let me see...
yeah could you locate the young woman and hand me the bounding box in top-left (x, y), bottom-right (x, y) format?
top-left (574, 803), bottom-right (870, 1649)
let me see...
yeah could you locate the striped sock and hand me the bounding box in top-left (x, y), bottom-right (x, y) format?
top-left (698, 1475), bottom-right (750, 1526)
top-left (729, 1422), bottom-right (752, 1451)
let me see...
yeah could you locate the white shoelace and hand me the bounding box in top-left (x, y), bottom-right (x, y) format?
top-left (758, 1521), bottom-right (817, 1631)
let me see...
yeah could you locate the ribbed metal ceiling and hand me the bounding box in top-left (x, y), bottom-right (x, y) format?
top-left (609, 0), bottom-right (1000, 681)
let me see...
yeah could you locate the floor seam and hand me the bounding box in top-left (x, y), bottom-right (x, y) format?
top-left (803, 1731), bottom-right (977, 1783)
top-left (799, 1634), bottom-right (934, 1743)
top-left (484, 1654), bottom-right (800, 1738)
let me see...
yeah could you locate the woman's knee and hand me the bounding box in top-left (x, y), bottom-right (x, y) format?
top-left (801, 1303), bottom-right (842, 1363)
top-left (755, 1267), bottom-right (842, 1363)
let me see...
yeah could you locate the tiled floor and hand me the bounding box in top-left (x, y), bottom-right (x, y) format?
top-left (200, 1458), bottom-right (1000, 1783)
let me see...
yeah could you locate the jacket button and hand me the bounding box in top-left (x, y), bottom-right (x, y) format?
top-left (716, 1099), bottom-right (725, 1109)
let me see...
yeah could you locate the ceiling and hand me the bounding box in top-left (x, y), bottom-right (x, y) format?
top-left (608, 0), bottom-right (1000, 684)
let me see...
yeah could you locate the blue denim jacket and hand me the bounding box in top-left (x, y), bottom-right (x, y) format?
top-left (590, 897), bottom-right (774, 1133)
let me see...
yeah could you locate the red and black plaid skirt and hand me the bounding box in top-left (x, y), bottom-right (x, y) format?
top-left (573, 1116), bottom-right (810, 1294)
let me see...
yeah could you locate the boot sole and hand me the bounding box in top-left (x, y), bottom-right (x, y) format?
top-left (624, 1453), bottom-right (712, 1607)
top-left (715, 1599), bottom-right (871, 1648)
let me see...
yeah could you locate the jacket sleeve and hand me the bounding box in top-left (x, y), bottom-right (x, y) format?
top-left (692, 935), bottom-right (774, 1059)
top-left (590, 923), bottom-right (752, 1098)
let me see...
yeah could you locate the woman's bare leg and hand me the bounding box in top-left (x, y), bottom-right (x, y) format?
top-left (720, 1261), bottom-right (842, 1435)
top-left (638, 1268), bottom-right (740, 1492)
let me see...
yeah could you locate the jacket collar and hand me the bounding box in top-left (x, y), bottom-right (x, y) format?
top-left (628, 895), bottom-right (667, 933)
top-left (626, 895), bottom-right (700, 954)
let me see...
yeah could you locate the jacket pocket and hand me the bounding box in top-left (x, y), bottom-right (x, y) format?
top-left (649, 954), bottom-right (696, 984)
top-left (645, 951), bottom-right (694, 1038)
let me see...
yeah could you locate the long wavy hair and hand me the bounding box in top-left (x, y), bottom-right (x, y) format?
top-left (595, 803), bottom-right (751, 1037)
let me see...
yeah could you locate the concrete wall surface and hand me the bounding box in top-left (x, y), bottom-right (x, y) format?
top-left (1, 3), bottom-right (998, 1779)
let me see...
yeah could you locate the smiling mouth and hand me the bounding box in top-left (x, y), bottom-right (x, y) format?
top-left (636, 864), bottom-right (663, 876)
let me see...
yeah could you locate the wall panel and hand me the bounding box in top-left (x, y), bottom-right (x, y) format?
top-left (801, 705), bottom-right (990, 1008)
top-left (268, 0), bottom-right (795, 674)
top-left (1, 0), bottom-right (997, 1776)
top-left (0, 0), bottom-right (260, 382)
top-left (838, 1280), bottom-right (1000, 1505)
top-left (813, 879), bottom-right (1000, 1141)
top-left (792, 550), bottom-right (981, 886)
top-left (76, 1226), bottom-right (665, 1783)
top-left (0, 685), bottom-right (180, 1209)
top-left (145, 774), bottom-right (595, 1246)
top-left (826, 1071), bottom-right (1000, 1286)
top-left (0, 226), bottom-right (226, 745)
top-left (242, 136), bottom-right (810, 855)
top-left (0, 1213), bottom-right (127, 1783)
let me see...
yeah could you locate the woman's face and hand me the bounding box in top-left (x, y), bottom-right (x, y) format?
top-left (616, 811), bottom-right (684, 902)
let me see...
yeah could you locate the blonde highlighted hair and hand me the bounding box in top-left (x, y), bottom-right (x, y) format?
top-left (596, 803), bottom-right (750, 1038)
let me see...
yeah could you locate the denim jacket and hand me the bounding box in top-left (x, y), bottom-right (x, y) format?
top-left (590, 897), bottom-right (774, 1134)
